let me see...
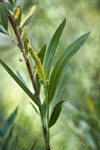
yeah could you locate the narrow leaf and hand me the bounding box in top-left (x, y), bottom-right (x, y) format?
top-left (21, 5), bottom-right (36, 28)
top-left (0, 2), bottom-right (8, 31)
top-left (2, 125), bottom-right (14, 150)
top-left (48, 32), bottom-right (90, 104)
top-left (16, 70), bottom-right (27, 86)
top-left (38, 44), bottom-right (47, 64)
top-left (0, 59), bottom-right (41, 109)
top-left (49, 100), bottom-right (65, 128)
top-left (52, 66), bottom-right (71, 106)
top-left (0, 107), bottom-right (18, 140)
top-left (0, 28), bottom-right (7, 34)
top-left (29, 140), bottom-right (37, 150)
top-left (43, 19), bottom-right (66, 79)
top-left (10, 134), bottom-right (18, 150)
top-left (9, 0), bottom-right (15, 6)
top-left (30, 102), bottom-right (39, 115)
top-left (6, 2), bottom-right (14, 12)
top-left (41, 100), bottom-right (46, 128)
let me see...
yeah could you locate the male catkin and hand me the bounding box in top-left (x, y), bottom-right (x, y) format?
top-left (28, 45), bottom-right (46, 84)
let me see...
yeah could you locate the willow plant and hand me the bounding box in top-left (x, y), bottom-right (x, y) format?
top-left (0, 0), bottom-right (90, 149)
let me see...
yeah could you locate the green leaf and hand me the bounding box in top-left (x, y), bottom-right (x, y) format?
top-left (30, 102), bottom-right (39, 115)
top-left (0, 2), bottom-right (8, 31)
top-left (43, 19), bottom-right (66, 79)
top-left (2, 125), bottom-right (14, 150)
top-left (10, 134), bottom-right (18, 150)
top-left (16, 70), bottom-right (27, 86)
top-left (0, 107), bottom-right (18, 140)
top-left (48, 32), bottom-right (90, 104)
top-left (49, 100), bottom-right (65, 128)
top-left (9, 0), bottom-right (15, 6)
top-left (29, 140), bottom-right (37, 150)
top-left (84, 131), bottom-right (97, 149)
top-left (0, 27), bottom-right (7, 34)
top-left (6, 2), bottom-right (14, 12)
top-left (0, 59), bottom-right (41, 109)
top-left (52, 66), bottom-right (71, 106)
top-left (38, 44), bottom-right (47, 64)
top-left (21, 5), bottom-right (36, 28)
top-left (41, 100), bottom-right (46, 128)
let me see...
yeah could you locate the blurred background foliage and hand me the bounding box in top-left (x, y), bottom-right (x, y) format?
top-left (0, 0), bottom-right (100, 149)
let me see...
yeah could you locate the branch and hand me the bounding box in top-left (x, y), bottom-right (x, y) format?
top-left (8, 14), bottom-right (40, 103)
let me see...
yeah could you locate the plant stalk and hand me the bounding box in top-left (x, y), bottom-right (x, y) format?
top-left (6, 8), bottom-right (50, 150)
top-left (42, 124), bottom-right (50, 150)
top-left (8, 15), bottom-right (40, 102)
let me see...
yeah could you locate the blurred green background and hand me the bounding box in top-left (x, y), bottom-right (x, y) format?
top-left (0, 0), bottom-right (100, 149)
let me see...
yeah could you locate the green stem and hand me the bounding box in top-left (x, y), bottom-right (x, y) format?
top-left (3, 1), bottom-right (51, 149)
top-left (8, 15), bottom-right (40, 102)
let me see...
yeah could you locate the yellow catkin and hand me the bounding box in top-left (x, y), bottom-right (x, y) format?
top-left (14, 7), bottom-right (21, 20)
top-left (28, 45), bottom-right (46, 84)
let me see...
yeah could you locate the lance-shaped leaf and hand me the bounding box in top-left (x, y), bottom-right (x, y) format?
top-left (9, 0), bottom-right (15, 6)
top-left (0, 27), bottom-right (7, 34)
top-left (29, 140), bottom-right (37, 150)
top-left (43, 19), bottom-right (66, 79)
top-left (21, 5), bottom-right (36, 28)
top-left (10, 134), bottom-right (18, 150)
top-left (48, 32), bottom-right (90, 104)
top-left (0, 107), bottom-right (18, 140)
top-left (0, 59), bottom-right (41, 109)
top-left (16, 70), bottom-right (27, 86)
top-left (49, 100), bottom-right (65, 128)
top-left (30, 102), bottom-right (39, 115)
top-left (38, 44), bottom-right (47, 64)
top-left (0, 2), bottom-right (8, 31)
top-left (2, 125), bottom-right (14, 150)
top-left (52, 66), bottom-right (71, 106)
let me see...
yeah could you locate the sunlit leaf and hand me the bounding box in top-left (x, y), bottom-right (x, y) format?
top-left (43, 19), bottom-right (66, 79)
top-left (48, 32), bottom-right (90, 104)
top-left (49, 100), bottom-right (65, 128)
top-left (21, 5), bottom-right (36, 28)
top-left (0, 59), bottom-right (41, 109)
